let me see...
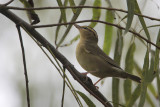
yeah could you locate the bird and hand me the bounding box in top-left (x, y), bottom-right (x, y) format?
top-left (74, 24), bottom-right (141, 85)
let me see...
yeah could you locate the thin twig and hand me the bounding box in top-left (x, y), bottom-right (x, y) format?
top-left (47, 46), bottom-right (83, 107)
top-left (61, 67), bottom-right (66, 107)
top-left (3, 0), bottom-right (14, 6)
top-left (33, 20), bottom-right (160, 50)
top-left (5, 5), bottom-right (160, 22)
top-left (16, 25), bottom-right (30, 107)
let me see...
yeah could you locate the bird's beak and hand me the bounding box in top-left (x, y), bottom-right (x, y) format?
top-left (74, 24), bottom-right (81, 29)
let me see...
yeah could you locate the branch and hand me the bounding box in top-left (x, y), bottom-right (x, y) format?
top-left (3, 0), bottom-right (14, 6)
top-left (33, 20), bottom-right (160, 50)
top-left (16, 25), bottom-right (30, 107)
top-left (0, 5), bottom-right (112, 107)
top-left (5, 5), bottom-right (160, 22)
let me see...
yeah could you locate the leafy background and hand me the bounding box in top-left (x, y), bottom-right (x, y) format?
top-left (0, 0), bottom-right (160, 107)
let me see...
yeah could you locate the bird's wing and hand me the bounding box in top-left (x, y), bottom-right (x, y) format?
top-left (85, 44), bottom-right (122, 70)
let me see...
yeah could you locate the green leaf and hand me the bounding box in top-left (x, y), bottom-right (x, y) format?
top-left (124, 43), bottom-right (136, 102)
top-left (55, 0), bottom-right (68, 44)
top-left (147, 51), bottom-right (157, 82)
top-left (57, 0), bottom-right (86, 47)
top-left (89, 0), bottom-right (101, 28)
top-left (56, 0), bottom-right (67, 23)
top-left (114, 29), bottom-right (123, 64)
top-left (68, 0), bottom-right (77, 13)
top-left (148, 83), bottom-right (158, 99)
top-left (154, 29), bottom-right (160, 73)
top-left (146, 93), bottom-right (155, 107)
top-left (138, 49), bottom-right (149, 107)
top-left (156, 73), bottom-right (160, 104)
top-left (112, 29), bottom-right (123, 107)
top-left (125, 0), bottom-right (135, 34)
top-left (126, 85), bottom-right (141, 107)
top-left (155, 29), bottom-right (160, 104)
top-left (135, 1), bottom-right (151, 41)
top-left (103, 10), bottom-right (114, 55)
top-left (138, 81), bottom-right (148, 107)
top-left (134, 61), bottom-right (142, 77)
top-left (112, 79), bottom-right (119, 107)
top-left (55, 16), bottom-right (62, 44)
top-left (76, 91), bottom-right (96, 107)
top-left (125, 43), bottom-right (136, 74)
top-left (19, 0), bottom-right (40, 24)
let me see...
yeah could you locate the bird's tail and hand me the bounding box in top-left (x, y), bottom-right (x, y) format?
top-left (122, 72), bottom-right (141, 83)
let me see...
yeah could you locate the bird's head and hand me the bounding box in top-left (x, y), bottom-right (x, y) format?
top-left (74, 24), bottom-right (98, 43)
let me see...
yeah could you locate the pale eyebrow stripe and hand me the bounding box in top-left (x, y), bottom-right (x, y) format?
top-left (87, 27), bottom-right (98, 38)
top-left (82, 26), bottom-right (98, 38)
top-left (87, 26), bottom-right (97, 34)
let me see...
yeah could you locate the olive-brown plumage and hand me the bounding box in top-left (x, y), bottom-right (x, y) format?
top-left (74, 24), bottom-right (141, 83)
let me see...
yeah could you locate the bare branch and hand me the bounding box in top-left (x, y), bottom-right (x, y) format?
top-left (5, 5), bottom-right (160, 22)
top-left (61, 68), bottom-right (66, 107)
top-left (3, 0), bottom-right (14, 6)
top-left (33, 20), bottom-right (160, 50)
top-left (16, 25), bottom-right (30, 107)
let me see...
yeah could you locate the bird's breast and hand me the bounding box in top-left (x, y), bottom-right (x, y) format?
top-left (76, 43), bottom-right (92, 71)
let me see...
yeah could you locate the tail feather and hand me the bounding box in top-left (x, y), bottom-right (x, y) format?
top-left (122, 72), bottom-right (141, 83)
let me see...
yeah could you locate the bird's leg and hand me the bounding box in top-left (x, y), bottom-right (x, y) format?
top-left (94, 78), bottom-right (103, 86)
top-left (81, 71), bottom-right (103, 86)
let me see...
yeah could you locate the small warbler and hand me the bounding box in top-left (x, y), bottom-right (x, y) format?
top-left (74, 24), bottom-right (141, 85)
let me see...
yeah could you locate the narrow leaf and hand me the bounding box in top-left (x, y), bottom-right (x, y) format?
top-left (148, 83), bottom-right (158, 99)
top-left (124, 43), bottom-right (136, 102)
top-left (135, 1), bottom-right (151, 41)
top-left (112, 29), bottom-right (123, 107)
top-left (19, 0), bottom-right (40, 24)
top-left (114, 29), bottom-right (123, 64)
top-left (103, 10), bottom-right (114, 55)
top-left (55, 0), bottom-right (68, 45)
top-left (146, 93), bottom-right (155, 107)
top-left (156, 73), bottom-right (160, 105)
top-left (55, 16), bottom-right (62, 45)
top-left (68, 0), bottom-right (77, 13)
top-left (155, 29), bottom-right (160, 104)
top-left (57, 0), bottom-right (86, 47)
top-left (76, 91), bottom-right (96, 107)
top-left (125, 0), bottom-right (135, 34)
top-left (126, 85), bottom-right (141, 107)
top-left (138, 49), bottom-right (149, 107)
top-left (56, 0), bottom-right (67, 23)
top-left (89, 0), bottom-right (101, 28)
top-left (112, 79), bottom-right (119, 107)
top-left (147, 51), bottom-right (157, 82)
top-left (138, 77), bottom-right (148, 107)
top-left (154, 29), bottom-right (160, 73)
top-left (134, 60), bottom-right (142, 77)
